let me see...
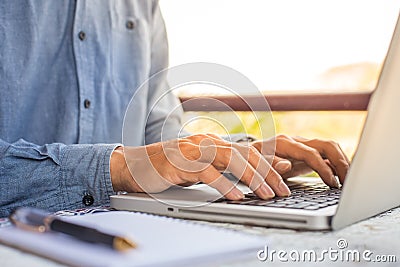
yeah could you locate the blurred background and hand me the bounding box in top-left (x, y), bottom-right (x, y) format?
top-left (159, 0), bottom-right (400, 159)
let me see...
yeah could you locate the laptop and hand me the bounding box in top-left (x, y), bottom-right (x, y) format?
top-left (111, 14), bottom-right (400, 230)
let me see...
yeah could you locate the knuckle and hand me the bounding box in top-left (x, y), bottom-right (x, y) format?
top-left (314, 139), bottom-right (338, 149)
top-left (249, 146), bottom-right (259, 155)
top-left (190, 133), bottom-right (208, 141)
top-left (337, 158), bottom-right (350, 169)
top-left (220, 146), bottom-right (234, 160)
top-left (325, 140), bottom-right (339, 149)
top-left (197, 133), bottom-right (208, 138)
top-left (230, 147), bottom-right (241, 157)
top-left (251, 140), bottom-right (262, 151)
top-left (179, 141), bottom-right (194, 150)
top-left (305, 147), bottom-right (321, 159)
top-left (276, 134), bottom-right (290, 140)
top-left (178, 143), bottom-right (199, 159)
top-left (205, 133), bottom-right (220, 139)
top-left (330, 140), bottom-right (340, 147)
top-left (177, 142), bottom-right (188, 150)
top-left (223, 147), bottom-right (242, 165)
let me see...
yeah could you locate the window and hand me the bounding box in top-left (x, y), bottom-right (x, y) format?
top-left (159, 0), bottom-right (399, 158)
top-left (161, 0), bottom-right (398, 94)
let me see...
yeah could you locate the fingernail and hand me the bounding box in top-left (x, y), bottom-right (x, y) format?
top-left (278, 180), bottom-right (291, 196)
top-left (275, 161), bottom-right (291, 173)
top-left (258, 183), bottom-right (275, 199)
top-left (231, 188), bottom-right (244, 200)
top-left (332, 175), bottom-right (340, 188)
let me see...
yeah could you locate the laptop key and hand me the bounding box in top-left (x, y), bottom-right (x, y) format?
top-left (311, 199), bottom-right (330, 203)
top-left (225, 200), bottom-right (245, 204)
top-left (212, 198), bottom-right (227, 203)
top-left (244, 193), bottom-right (257, 199)
top-left (264, 203), bottom-right (287, 208)
top-left (279, 200), bottom-right (298, 205)
top-left (287, 203), bottom-right (312, 209)
top-left (216, 182), bottom-right (341, 210)
top-left (240, 200), bottom-right (259, 205)
top-left (247, 201), bottom-right (276, 207)
top-left (326, 200), bottom-right (339, 206)
top-left (304, 206), bottom-right (320, 210)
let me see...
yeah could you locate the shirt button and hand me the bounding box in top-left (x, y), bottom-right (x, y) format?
top-left (82, 193), bottom-right (94, 206)
top-left (78, 31), bottom-right (86, 41)
top-left (84, 99), bottom-right (91, 109)
top-left (126, 20), bottom-right (135, 30)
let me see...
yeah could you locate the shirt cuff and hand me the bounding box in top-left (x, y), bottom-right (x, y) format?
top-left (60, 143), bottom-right (121, 209)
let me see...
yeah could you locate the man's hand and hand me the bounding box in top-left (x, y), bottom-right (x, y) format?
top-left (110, 134), bottom-right (290, 201)
top-left (252, 135), bottom-right (350, 188)
top-left (110, 134), bottom-right (350, 201)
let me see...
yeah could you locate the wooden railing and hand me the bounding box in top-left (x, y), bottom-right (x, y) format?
top-left (180, 92), bottom-right (371, 112)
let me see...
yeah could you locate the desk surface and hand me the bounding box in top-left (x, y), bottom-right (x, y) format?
top-left (1, 207), bottom-right (399, 267)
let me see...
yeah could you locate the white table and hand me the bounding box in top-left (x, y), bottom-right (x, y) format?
top-left (1, 207), bottom-right (399, 267)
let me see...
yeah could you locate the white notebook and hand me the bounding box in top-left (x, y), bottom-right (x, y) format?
top-left (0, 211), bottom-right (264, 267)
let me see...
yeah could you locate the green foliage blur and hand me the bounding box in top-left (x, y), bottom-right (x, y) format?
top-left (182, 111), bottom-right (366, 160)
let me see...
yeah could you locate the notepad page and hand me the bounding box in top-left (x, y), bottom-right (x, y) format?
top-left (0, 211), bottom-right (265, 267)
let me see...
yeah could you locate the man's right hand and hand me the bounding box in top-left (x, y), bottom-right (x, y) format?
top-left (110, 134), bottom-right (291, 201)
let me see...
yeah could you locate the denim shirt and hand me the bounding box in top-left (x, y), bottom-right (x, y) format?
top-left (0, 0), bottom-right (182, 217)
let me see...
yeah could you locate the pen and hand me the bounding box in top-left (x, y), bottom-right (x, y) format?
top-left (9, 207), bottom-right (136, 251)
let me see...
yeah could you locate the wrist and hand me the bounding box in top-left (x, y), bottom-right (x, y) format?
top-left (110, 146), bottom-right (140, 192)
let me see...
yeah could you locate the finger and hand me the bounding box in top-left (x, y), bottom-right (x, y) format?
top-left (283, 161), bottom-right (313, 178)
top-left (199, 165), bottom-right (244, 200)
top-left (184, 133), bottom-right (225, 147)
top-left (276, 137), bottom-right (339, 188)
top-left (264, 167), bottom-right (292, 197)
top-left (338, 144), bottom-right (351, 164)
top-left (199, 135), bottom-right (291, 197)
top-left (324, 159), bottom-right (337, 176)
top-left (232, 145), bottom-right (291, 196)
top-left (295, 135), bottom-right (351, 165)
top-left (207, 145), bottom-right (276, 199)
top-left (292, 138), bottom-right (349, 184)
top-left (271, 155), bottom-right (292, 174)
top-left (191, 135), bottom-right (290, 197)
top-left (251, 139), bottom-right (275, 155)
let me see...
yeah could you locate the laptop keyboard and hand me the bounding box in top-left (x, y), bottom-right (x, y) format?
top-left (214, 182), bottom-right (341, 210)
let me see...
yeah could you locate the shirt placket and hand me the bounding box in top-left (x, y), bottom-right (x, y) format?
top-left (73, 0), bottom-right (95, 144)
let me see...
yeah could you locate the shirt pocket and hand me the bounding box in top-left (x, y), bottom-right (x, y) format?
top-left (110, 14), bottom-right (151, 94)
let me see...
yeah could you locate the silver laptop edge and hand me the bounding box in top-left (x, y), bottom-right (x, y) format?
top-left (332, 13), bottom-right (400, 230)
top-left (111, 14), bottom-right (400, 230)
top-left (112, 178), bottom-right (337, 230)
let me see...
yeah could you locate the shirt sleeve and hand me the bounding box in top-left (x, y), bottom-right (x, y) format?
top-left (144, 0), bottom-right (186, 144)
top-left (0, 139), bottom-right (118, 217)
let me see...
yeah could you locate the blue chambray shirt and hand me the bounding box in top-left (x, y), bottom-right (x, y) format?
top-left (0, 0), bottom-right (182, 217)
